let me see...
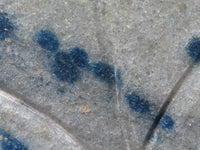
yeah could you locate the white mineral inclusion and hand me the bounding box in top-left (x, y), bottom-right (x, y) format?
top-left (0, 90), bottom-right (83, 150)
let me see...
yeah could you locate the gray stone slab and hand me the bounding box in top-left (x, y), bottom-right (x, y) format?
top-left (0, 0), bottom-right (200, 149)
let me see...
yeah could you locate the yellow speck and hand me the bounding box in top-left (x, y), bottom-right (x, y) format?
top-left (79, 105), bottom-right (91, 113)
top-left (108, 17), bottom-right (113, 21)
top-left (0, 135), bottom-right (2, 140)
top-left (83, 0), bottom-right (88, 3)
top-left (160, 40), bottom-right (166, 45)
top-left (66, 102), bottom-right (72, 105)
top-left (23, 4), bottom-right (30, 10)
top-left (184, 28), bottom-right (188, 32)
top-left (42, 126), bottom-right (47, 131)
top-left (5, 38), bottom-right (11, 43)
top-left (87, 34), bottom-right (91, 38)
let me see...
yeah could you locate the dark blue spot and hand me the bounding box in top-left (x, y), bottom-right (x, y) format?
top-left (125, 92), bottom-right (150, 114)
top-left (36, 30), bottom-right (59, 52)
top-left (159, 114), bottom-right (174, 130)
top-left (0, 128), bottom-right (28, 150)
top-left (187, 37), bottom-right (200, 62)
top-left (91, 62), bottom-right (116, 84)
top-left (52, 52), bottom-right (80, 83)
top-left (69, 47), bottom-right (89, 68)
top-left (0, 13), bottom-right (14, 40)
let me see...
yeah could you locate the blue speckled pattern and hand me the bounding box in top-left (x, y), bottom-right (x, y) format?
top-left (125, 92), bottom-right (150, 114)
top-left (0, 13), bottom-right (14, 41)
top-left (69, 47), bottom-right (89, 68)
top-left (159, 114), bottom-right (174, 130)
top-left (187, 37), bottom-right (200, 62)
top-left (1, 0), bottom-right (200, 149)
top-left (91, 62), bottom-right (116, 84)
top-left (0, 128), bottom-right (28, 150)
top-left (52, 52), bottom-right (80, 83)
top-left (36, 30), bottom-right (59, 52)
top-left (125, 92), bottom-right (175, 131)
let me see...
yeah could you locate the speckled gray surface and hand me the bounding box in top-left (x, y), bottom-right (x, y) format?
top-left (0, 0), bottom-right (200, 150)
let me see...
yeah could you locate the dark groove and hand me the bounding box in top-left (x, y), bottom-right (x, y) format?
top-left (0, 81), bottom-right (90, 150)
top-left (143, 61), bottom-right (196, 148)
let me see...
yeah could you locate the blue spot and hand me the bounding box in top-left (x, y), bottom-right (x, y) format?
top-left (36, 30), bottom-right (59, 52)
top-left (0, 128), bottom-right (28, 150)
top-left (159, 114), bottom-right (174, 130)
top-left (125, 92), bottom-right (150, 114)
top-left (0, 13), bottom-right (14, 40)
top-left (187, 37), bottom-right (200, 62)
top-left (69, 47), bottom-right (89, 68)
top-left (52, 52), bottom-right (80, 83)
top-left (91, 62), bottom-right (116, 84)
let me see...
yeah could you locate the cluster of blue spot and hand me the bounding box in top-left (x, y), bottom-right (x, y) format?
top-left (187, 37), bottom-right (200, 62)
top-left (0, 13), bottom-right (14, 40)
top-left (125, 92), bottom-right (174, 131)
top-left (36, 30), bottom-right (59, 52)
top-left (159, 114), bottom-right (174, 130)
top-left (69, 47), bottom-right (89, 68)
top-left (125, 92), bottom-right (150, 114)
top-left (91, 62), bottom-right (116, 84)
top-left (35, 30), bottom-right (120, 84)
top-left (35, 29), bottom-right (175, 132)
top-left (0, 128), bottom-right (28, 150)
top-left (3, 10), bottom-right (199, 148)
top-left (52, 51), bottom-right (80, 83)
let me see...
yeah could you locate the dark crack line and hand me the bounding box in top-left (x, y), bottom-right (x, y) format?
top-left (143, 61), bottom-right (196, 148)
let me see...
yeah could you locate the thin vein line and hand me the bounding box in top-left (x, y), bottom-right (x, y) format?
top-left (143, 61), bottom-right (196, 148)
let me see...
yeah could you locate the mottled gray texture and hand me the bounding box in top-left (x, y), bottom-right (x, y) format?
top-left (0, 0), bottom-right (199, 150)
